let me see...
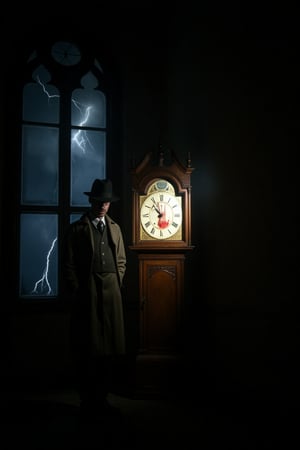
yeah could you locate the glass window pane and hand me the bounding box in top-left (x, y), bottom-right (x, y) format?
top-left (19, 214), bottom-right (58, 297)
top-left (23, 66), bottom-right (60, 123)
top-left (71, 129), bottom-right (106, 206)
top-left (70, 213), bottom-right (83, 223)
top-left (71, 86), bottom-right (106, 128)
top-left (21, 125), bottom-right (59, 205)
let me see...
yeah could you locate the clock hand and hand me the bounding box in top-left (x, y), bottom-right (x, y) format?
top-left (152, 205), bottom-right (162, 217)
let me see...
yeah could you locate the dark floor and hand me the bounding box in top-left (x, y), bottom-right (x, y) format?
top-left (0, 354), bottom-right (291, 450)
top-left (0, 374), bottom-right (288, 450)
top-left (0, 391), bottom-right (270, 449)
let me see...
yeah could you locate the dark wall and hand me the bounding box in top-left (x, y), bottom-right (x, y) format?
top-left (163, 9), bottom-right (297, 411)
top-left (0, 5), bottom-right (296, 410)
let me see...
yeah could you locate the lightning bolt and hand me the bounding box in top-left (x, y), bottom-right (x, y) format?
top-left (36, 75), bottom-right (60, 100)
top-left (71, 101), bottom-right (93, 153)
top-left (31, 237), bottom-right (57, 295)
top-left (36, 75), bottom-right (94, 154)
top-left (29, 76), bottom-right (95, 296)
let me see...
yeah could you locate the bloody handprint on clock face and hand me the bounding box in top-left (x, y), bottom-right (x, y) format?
top-left (157, 204), bottom-right (169, 229)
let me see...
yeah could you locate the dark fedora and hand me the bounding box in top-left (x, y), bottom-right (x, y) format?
top-left (84, 179), bottom-right (119, 202)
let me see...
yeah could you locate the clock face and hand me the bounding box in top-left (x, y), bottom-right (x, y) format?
top-left (140, 180), bottom-right (182, 240)
top-left (51, 41), bottom-right (81, 66)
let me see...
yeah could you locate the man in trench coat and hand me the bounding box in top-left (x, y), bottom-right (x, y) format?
top-left (62, 178), bottom-right (126, 418)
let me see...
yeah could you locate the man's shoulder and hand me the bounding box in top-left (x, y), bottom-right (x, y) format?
top-left (106, 214), bottom-right (117, 225)
top-left (106, 215), bottom-right (122, 230)
top-left (67, 214), bottom-right (90, 231)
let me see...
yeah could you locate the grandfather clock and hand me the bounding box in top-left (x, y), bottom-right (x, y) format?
top-left (129, 149), bottom-right (194, 396)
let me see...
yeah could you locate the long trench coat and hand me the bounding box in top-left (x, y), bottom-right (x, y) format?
top-left (62, 212), bottom-right (126, 359)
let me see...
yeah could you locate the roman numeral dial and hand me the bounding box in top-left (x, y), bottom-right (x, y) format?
top-left (140, 187), bottom-right (182, 240)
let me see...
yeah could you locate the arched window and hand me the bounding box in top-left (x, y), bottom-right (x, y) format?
top-left (18, 40), bottom-right (109, 299)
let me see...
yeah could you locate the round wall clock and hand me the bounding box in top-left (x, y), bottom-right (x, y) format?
top-left (140, 179), bottom-right (182, 240)
top-left (51, 41), bottom-right (81, 66)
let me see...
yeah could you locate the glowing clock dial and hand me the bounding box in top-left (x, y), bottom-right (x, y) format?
top-left (140, 191), bottom-right (182, 240)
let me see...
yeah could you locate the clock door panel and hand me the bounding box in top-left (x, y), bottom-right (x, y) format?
top-left (139, 254), bottom-right (184, 354)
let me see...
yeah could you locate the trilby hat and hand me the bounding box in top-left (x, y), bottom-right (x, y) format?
top-left (84, 179), bottom-right (119, 202)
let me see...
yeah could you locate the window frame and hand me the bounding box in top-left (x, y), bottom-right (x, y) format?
top-left (1, 38), bottom-right (121, 311)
